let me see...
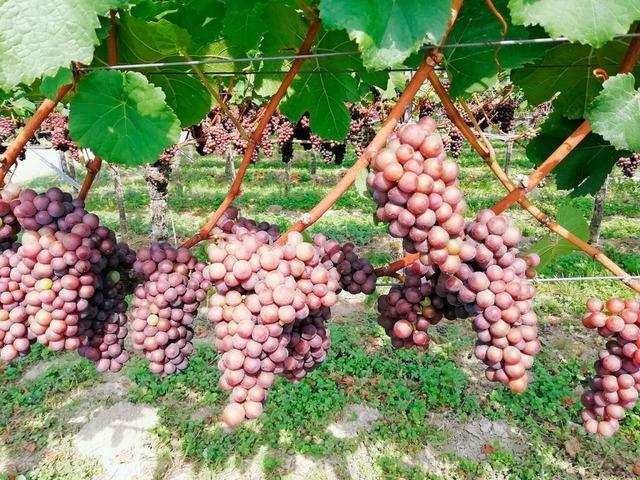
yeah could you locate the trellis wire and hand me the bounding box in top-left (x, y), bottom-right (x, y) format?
top-left (375, 275), bottom-right (640, 287)
top-left (78, 33), bottom-right (640, 72)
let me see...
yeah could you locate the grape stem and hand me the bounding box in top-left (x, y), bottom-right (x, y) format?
top-left (491, 26), bottom-right (640, 215)
top-left (182, 50), bottom-right (251, 143)
top-left (77, 10), bottom-right (118, 201)
top-left (0, 83), bottom-right (73, 186)
top-left (180, 18), bottom-right (323, 249)
top-left (277, 0), bottom-right (464, 244)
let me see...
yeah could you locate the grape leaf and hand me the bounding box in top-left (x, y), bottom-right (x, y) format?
top-left (279, 30), bottom-right (362, 139)
top-left (588, 73), bottom-right (640, 152)
top-left (509, 0), bottom-right (640, 48)
top-left (260, 1), bottom-right (307, 58)
top-left (163, 0), bottom-right (225, 46)
top-left (40, 68), bottom-right (73, 100)
top-left (0, 0), bottom-right (120, 89)
top-left (118, 13), bottom-right (191, 64)
top-left (511, 40), bottom-right (639, 119)
top-left (527, 205), bottom-right (589, 271)
top-left (147, 71), bottom-right (211, 128)
top-left (222, 0), bottom-right (268, 57)
top-left (526, 111), bottom-right (625, 196)
top-left (444, 0), bottom-right (546, 98)
top-left (68, 70), bottom-right (181, 165)
top-left (319, 0), bottom-right (452, 69)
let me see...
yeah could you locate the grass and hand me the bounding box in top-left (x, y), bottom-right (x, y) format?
top-left (1, 142), bottom-right (639, 479)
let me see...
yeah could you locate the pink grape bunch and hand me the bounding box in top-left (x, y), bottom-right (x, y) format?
top-left (580, 297), bottom-right (640, 437)
top-left (0, 183), bottom-right (22, 249)
top-left (367, 116), bottom-right (467, 275)
top-left (376, 266), bottom-right (441, 351)
top-left (204, 224), bottom-right (340, 427)
top-left (314, 233), bottom-right (377, 295)
top-left (131, 243), bottom-right (211, 376)
top-left (460, 210), bottom-right (540, 392)
top-left (0, 187), bottom-right (136, 371)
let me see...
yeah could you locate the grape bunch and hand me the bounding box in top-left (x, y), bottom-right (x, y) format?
top-left (0, 116), bottom-right (25, 161)
top-left (376, 269), bottom-right (439, 350)
top-left (347, 105), bottom-right (376, 156)
top-left (616, 153), bottom-right (639, 178)
top-left (446, 126), bottom-right (464, 159)
top-left (158, 144), bottom-right (180, 164)
top-left (367, 116), bottom-right (467, 274)
top-left (419, 99), bottom-right (436, 118)
top-left (204, 220), bottom-right (340, 426)
top-left (492, 99), bottom-right (517, 132)
top-left (314, 234), bottom-right (377, 295)
top-left (131, 244), bottom-right (211, 376)
top-left (580, 297), bottom-right (640, 437)
top-left (39, 112), bottom-right (79, 160)
top-left (0, 183), bottom-right (22, 249)
top-left (0, 186), bottom-right (136, 371)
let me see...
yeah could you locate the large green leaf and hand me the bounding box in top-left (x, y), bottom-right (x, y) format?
top-left (527, 205), bottom-right (589, 271)
top-left (588, 73), bottom-right (640, 152)
top-left (526, 111), bottom-right (625, 197)
top-left (118, 13), bottom-right (191, 64)
top-left (147, 71), bottom-right (211, 128)
top-left (0, 0), bottom-right (124, 89)
top-left (40, 68), bottom-right (73, 100)
top-left (511, 40), bottom-right (639, 119)
top-left (320, 0), bottom-right (452, 69)
top-left (279, 30), bottom-right (363, 140)
top-left (68, 70), bottom-right (181, 165)
top-left (444, 0), bottom-right (546, 98)
top-left (509, 0), bottom-right (640, 48)
top-left (163, 0), bottom-right (225, 46)
top-left (260, 1), bottom-right (307, 58)
top-left (222, 0), bottom-right (268, 56)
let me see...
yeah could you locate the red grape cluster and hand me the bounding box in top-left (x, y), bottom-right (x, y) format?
top-left (0, 187), bottom-right (136, 371)
top-left (580, 297), bottom-right (640, 436)
top-left (39, 112), bottom-right (79, 160)
top-left (492, 99), bottom-right (517, 132)
top-left (616, 153), bottom-right (639, 178)
top-left (0, 183), bottom-right (22, 249)
top-left (158, 144), bottom-right (180, 164)
top-left (204, 221), bottom-right (340, 426)
top-left (368, 117), bottom-right (467, 274)
top-left (0, 117), bottom-right (26, 161)
top-left (461, 210), bottom-right (540, 392)
top-left (376, 268), bottom-right (439, 350)
top-left (314, 234), bottom-right (377, 295)
top-left (274, 115), bottom-right (295, 163)
top-left (347, 105), bottom-right (376, 156)
top-left (131, 244), bottom-right (211, 376)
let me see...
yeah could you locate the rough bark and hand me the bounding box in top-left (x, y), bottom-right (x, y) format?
top-left (144, 161), bottom-right (172, 241)
top-left (111, 165), bottom-right (128, 234)
top-left (589, 175), bottom-right (610, 246)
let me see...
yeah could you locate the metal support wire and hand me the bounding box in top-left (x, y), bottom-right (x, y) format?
top-left (77, 33), bottom-right (640, 73)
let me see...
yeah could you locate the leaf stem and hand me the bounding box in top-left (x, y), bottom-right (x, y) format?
top-left (180, 18), bottom-right (323, 249)
top-left (181, 50), bottom-right (251, 143)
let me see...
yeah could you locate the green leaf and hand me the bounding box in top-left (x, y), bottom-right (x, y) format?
top-left (509, 0), bottom-right (640, 48)
top-left (320, 0), bottom-right (452, 69)
top-left (223, 0), bottom-right (268, 56)
top-left (511, 40), bottom-right (639, 119)
top-left (40, 68), bottom-right (73, 100)
top-left (355, 168), bottom-right (369, 198)
top-left (588, 73), bottom-right (640, 152)
top-left (527, 205), bottom-right (589, 271)
top-left (118, 13), bottom-right (191, 64)
top-left (68, 70), bottom-right (181, 165)
top-left (444, 0), bottom-right (545, 98)
top-left (147, 71), bottom-right (211, 128)
top-left (279, 30), bottom-right (362, 140)
top-left (526, 111), bottom-right (625, 196)
top-left (163, 0), bottom-right (225, 46)
top-left (260, 1), bottom-right (307, 58)
top-left (0, 0), bottom-right (114, 89)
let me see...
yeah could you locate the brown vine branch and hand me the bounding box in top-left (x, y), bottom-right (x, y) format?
top-left (0, 83), bottom-right (73, 186)
top-left (182, 50), bottom-right (251, 143)
top-left (78, 156), bottom-right (103, 200)
top-left (276, 0), bottom-right (465, 245)
top-left (491, 28), bottom-right (640, 215)
top-left (180, 18), bottom-right (323, 249)
top-left (442, 75), bottom-right (640, 293)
